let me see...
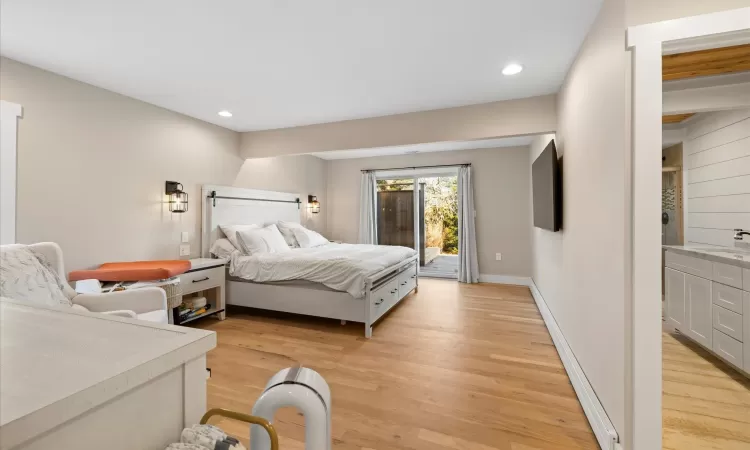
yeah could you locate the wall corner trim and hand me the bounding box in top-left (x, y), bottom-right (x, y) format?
top-left (477, 274), bottom-right (531, 286)
top-left (0, 100), bottom-right (23, 117)
top-left (529, 279), bottom-right (620, 450)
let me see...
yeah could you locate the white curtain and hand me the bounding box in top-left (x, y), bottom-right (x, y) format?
top-left (457, 165), bottom-right (479, 283)
top-left (358, 171), bottom-right (378, 244)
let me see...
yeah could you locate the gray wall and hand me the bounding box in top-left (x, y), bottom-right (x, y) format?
top-left (626, 0), bottom-right (749, 25)
top-left (1, 58), bottom-right (337, 271)
top-left (529, 1), bottom-right (750, 447)
top-left (529, 132), bottom-right (564, 316)
top-left (0, 57), bottom-right (243, 271)
top-left (326, 147), bottom-right (532, 277)
top-left (233, 154), bottom-right (328, 234)
top-left (0, 56), bottom-right (533, 277)
top-left (240, 95), bottom-right (557, 158)
top-left (532, 0), bottom-right (630, 440)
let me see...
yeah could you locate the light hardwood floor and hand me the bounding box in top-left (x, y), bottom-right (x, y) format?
top-left (663, 330), bottom-right (750, 450)
top-left (196, 279), bottom-right (598, 450)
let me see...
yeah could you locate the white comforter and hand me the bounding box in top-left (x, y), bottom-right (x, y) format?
top-left (229, 243), bottom-right (417, 298)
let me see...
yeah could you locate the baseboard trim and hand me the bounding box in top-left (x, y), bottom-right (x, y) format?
top-left (477, 274), bottom-right (531, 286)
top-left (528, 280), bottom-right (619, 450)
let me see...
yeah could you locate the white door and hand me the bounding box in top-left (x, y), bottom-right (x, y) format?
top-left (685, 274), bottom-right (712, 348)
top-left (665, 268), bottom-right (685, 330)
top-left (0, 100), bottom-right (22, 245)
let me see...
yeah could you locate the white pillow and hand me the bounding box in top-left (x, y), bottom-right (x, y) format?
top-left (237, 224), bottom-right (291, 255)
top-left (291, 227), bottom-right (329, 248)
top-left (276, 221), bottom-right (304, 248)
top-left (219, 224), bottom-right (259, 250)
top-left (210, 238), bottom-right (238, 260)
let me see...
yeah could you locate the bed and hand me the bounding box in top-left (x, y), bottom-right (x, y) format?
top-left (201, 185), bottom-right (419, 338)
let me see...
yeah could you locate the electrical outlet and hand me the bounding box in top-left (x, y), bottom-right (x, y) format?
top-left (179, 244), bottom-right (190, 257)
top-left (181, 231), bottom-right (189, 243)
top-left (495, 253), bottom-right (502, 261)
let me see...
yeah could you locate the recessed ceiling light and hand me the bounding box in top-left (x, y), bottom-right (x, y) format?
top-left (502, 63), bottom-right (523, 76)
top-left (218, 110), bottom-right (232, 117)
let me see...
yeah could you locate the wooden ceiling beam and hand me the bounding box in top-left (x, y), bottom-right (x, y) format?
top-left (663, 44), bottom-right (750, 81)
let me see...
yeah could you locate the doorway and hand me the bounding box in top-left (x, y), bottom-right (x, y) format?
top-left (375, 170), bottom-right (459, 279)
top-left (629, 10), bottom-right (750, 449)
top-left (419, 176), bottom-right (458, 278)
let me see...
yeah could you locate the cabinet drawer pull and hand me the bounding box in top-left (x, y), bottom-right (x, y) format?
top-left (375, 298), bottom-right (384, 306)
top-left (390, 289), bottom-right (397, 294)
top-left (193, 277), bottom-right (210, 283)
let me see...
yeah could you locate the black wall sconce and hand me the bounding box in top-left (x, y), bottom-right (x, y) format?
top-left (166, 181), bottom-right (188, 213)
top-left (308, 195), bottom-right (320, 214)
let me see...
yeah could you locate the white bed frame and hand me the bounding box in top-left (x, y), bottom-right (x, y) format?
top-left (201, 185), bottom-right (419, 338)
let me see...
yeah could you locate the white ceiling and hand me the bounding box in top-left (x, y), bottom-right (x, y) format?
top-left (311, 136), bottom-right (534, 160)
top-left (1, 0), bottom-right (602, 132)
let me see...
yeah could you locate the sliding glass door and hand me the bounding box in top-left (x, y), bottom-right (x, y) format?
top-left (376, 178), bottom-right (419, 251)
top-left (418, 176), bottom-right (458, 278)
top-left (376, 172), bottom-right (458, 279)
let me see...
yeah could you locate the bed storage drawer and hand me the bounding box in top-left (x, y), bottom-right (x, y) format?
top-left (397, 263), bottom-right (417, 297)
top-left (370, 278), bottom-right (399, 320)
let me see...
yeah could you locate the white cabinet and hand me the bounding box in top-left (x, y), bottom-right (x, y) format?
top-left (665, 267), bottom-right (686, 329)
top-left (665, 249), bottom-right (750, 377)
top-left (177, 259), bottom-right (226, 325)
top-left (685, 274), bottom-right (713, 348)
top-left (0, 299), bottom-right (216, 450)
top-left (713, 329), bottom-right (743, 370)
top-left (712, 282), bottom-right (743, 314)
top-left (713, 261), bottom-right (744, 289)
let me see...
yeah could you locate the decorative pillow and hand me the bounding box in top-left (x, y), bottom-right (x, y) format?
top-left (209, 238), bottom-right (238, 260)
top-left (291, 227), bottom-right (329, 248)
top-left (0, 244), bottom-right (72, 307)
top-left (219, 224), bottom-right (259, 251)
top-left (276, 221), bottom-right (304, 248)
top-left (237, 224), bottom-right (291, 255)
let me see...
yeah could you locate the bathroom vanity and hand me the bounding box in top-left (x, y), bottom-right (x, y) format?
top-left (664, 245), bottom-right (750, 376)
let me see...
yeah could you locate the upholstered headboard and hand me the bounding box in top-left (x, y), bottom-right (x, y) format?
top-left (201, 185), bottom-right (301, 257)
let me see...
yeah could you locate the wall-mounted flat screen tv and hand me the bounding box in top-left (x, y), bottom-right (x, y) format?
top-left (532, 139), bottom-right (562, 232)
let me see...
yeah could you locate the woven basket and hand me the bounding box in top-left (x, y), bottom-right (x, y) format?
top-left (127, 277), bottom-right (183, 309)
top-left (159, 278), bottom-right (183, 309)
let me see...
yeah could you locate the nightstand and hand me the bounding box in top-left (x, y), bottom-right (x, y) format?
top-left (174, 258), bottom-right (227, 325)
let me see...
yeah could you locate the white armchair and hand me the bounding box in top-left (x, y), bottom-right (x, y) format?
top-left (26, 243), bottom-right (169, 323)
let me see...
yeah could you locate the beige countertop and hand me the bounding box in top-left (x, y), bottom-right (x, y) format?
top-left (0, 299), bottom-right (216, 449)
top-left (663, 245), bottom-right (750, 269)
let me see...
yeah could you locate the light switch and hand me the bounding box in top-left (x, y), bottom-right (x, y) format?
top-left (181, 231), bottom-right (189, 243)
top-left (495, 253), bottom-right (502, 261)
top-left (179, 244), bottom-right (190, 257)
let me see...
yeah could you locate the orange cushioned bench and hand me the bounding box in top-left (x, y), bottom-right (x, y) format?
top-left (69, 260), bottom-right (192, 282)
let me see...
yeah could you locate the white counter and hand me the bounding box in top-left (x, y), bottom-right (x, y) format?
top-left (0, 299), bottom-right (216, 450)
top-left (663, 244), bottom-right (750, 270)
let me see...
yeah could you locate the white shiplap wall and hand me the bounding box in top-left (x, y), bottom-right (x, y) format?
top-left (684, 108), bottom-right (750, 247)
